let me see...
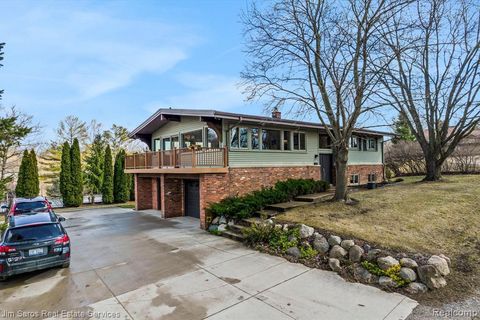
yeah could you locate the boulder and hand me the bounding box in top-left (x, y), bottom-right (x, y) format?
top-left (286, 247), bottom-right (302, 259)
top-left (217, 224), bottom-right (227, 232)
top-left (341, 240), bottom-right (355, 250)
top-left (227, 220), bottom-right (235, 226)
top-left (354, 266), bottom-right (376, 283)
top-left (282, 224), bottom-right (289, 232)
top-left (349, 245), bottom-right (364, 262)
top-left (208, 224), bottom-right (218, 232)
top-left (363, 244), bottom-right (372, 253)
top-left (439, 254), bottom-right (451, 267)
top-left (417, 265), bottom-right (447, 289)
top-left (427, 255), bottom-right (450, 276)
top-left (405, 282), bottom-right (428, 294)
top-left (211, 217), bottom-right (220, 225)
top-left (400, 258), bottom-right (418, 269)
top-left (312, 236), bottom-right (330, 254)
top-left (299, 224), bottom-right (314, 238)
top-left (377, 256), bottom-right (399, 270)
top-left (328, 258), bottom-right (342, 273)
top-left (218, 216), bottom-right (227, 224)
top-left (266, 219), bottom-right (274, 226)
top-left (329, 245), bottom-right (348, 259)
top-left (366, 249), bottom-right (382, 261)
top-left (328, 235), bottom-right (342, 246)
top-left (399, 267), bottom-right (417, 282)
top-left (379, 276), bottom-right (397, 288)
top-left (288, 235), bottom-right (297, 243)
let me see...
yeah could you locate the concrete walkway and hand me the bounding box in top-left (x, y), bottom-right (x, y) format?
top-left (0, 208), bottom-right (417, 320)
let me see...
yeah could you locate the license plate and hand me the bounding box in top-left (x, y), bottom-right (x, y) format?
top-left (29, 248), bottom-right (45, 256)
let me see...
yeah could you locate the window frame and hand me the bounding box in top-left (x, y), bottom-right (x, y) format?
top-left (349, 136), bottom-right (359, 150)
top-left (181, 129), bottom-right (204, 149)
top-left (229, 126), bottom-right (249, 149)
top-left (349, 174), bottom-right (360, 185)
top-left (292, 132), bottom-right (306, 151)
top-left (367, 138), bottom-right (377, 151)
top-left (368, 173), bottom-right (377, 183)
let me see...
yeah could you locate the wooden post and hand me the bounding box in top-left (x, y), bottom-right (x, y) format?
top-left (133, 154), bottom-right (136, 169)
top-left (223, 147), bottom-right (228, 167)
top-left (144, 151), bottom-right (148, 169)
top-left (192, 149), bottom-right (197, 168)
top-left (172, 148), bottom-right (177, 168)
top-left (159, 151), bottom-right (162, 168)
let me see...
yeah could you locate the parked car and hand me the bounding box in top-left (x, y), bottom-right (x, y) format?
top-left (8, 197), bottom-right (53, 216)
top-left (0, 211), bottom-right (70, 281)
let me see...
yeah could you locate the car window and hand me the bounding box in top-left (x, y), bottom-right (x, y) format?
top-left (15, 201), bottom-right (47, 213)
top-left (5, 224), bottom-right (63, 243)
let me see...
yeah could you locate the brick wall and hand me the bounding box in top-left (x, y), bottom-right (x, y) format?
top-left (346, 164), bottom-right (384, 185)
top-left (161, 176), bottom-right (183, 218)
top-left (135, 175), bottom-right (153, 210)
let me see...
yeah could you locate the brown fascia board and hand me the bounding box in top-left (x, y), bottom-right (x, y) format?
top-left (129, 108), bottom-right (392, 138)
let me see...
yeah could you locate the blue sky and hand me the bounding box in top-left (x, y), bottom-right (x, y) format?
top-left (0, 0), bottom-right (269, 139)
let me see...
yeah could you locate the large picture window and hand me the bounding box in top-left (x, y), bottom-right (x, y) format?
top-left (293, 132), bottom-right (306, 150)
top-left (283, 131), bottom-right (291, 150)
top-left (349, 136), bottom-right (359, 149)
top-left (252, 128), bottom-right (260, 149)
top-left (153, 139), bottom-right (161, 151)
top-left (262, 129), bottom-right (281, 150)
top-left (181, 130), bottom-right (203, 148)
top-left (230, 127), bottom-right (248, 148)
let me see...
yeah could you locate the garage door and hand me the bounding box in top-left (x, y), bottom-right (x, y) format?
top-left (184, 180), bottom-right (200, 218)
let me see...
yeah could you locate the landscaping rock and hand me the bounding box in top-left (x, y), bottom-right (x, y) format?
top-left (208, 224), bottom-right (218, 232)
top-left (274, 224), bottom-right (283, 230)
top-left (354, 266), bottom-right (375, 283)
top-left (211, 217), bottom-right (219, 225)
top-left (417, 265), bottom-right (447, 289)
top-left (399, 267), bottom-right (417, 282)
top-left (439, 254), bottom-right (451, 267)
top-left (379, 276), bottom-right (397, 288)
top-left (400, 258), bottom-right (418, 269)
top-left (288, 235), bottom-right (297, 243)
top-left (282, 224), bottom-right (289, 231)
top-left (349, 245), bottom-right (364, 262)
top-left (363, 244), bottom-right (371, 253)
top-left (405, 282), bottom-right (428, 294)
top-left (341, 240), bottom-right (355, 250)
top-left (428, 255), bottom-right (450, 276)
top-left (227, 220), bottom-right (235, 227)
top-left (377, 256), bottom-right (399, 270)
top-left (329, 245), bottom-right (348, 259)
top-left (286, 247), bottom-right (302, 259)
top-left (312, 236), bottom-right (330, 254)
top-left (266, 219), bottom-right (274, 225)
top-left (328, 235), bottom-right (342, 246)
top-left (328, 258), bottom-right (342, 273)
top-left (366, 249), bottom-right (382, 261)
top-left (299, 224), bottom-right (314, 238)
top-left (219, 216), bottom-right (227, 224)
top-left (217, 224), bottom-right (227, 232)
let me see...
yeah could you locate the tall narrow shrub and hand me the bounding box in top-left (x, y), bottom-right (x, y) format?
top-left (15, 150), bottom-right (29, 197)
top-left (102, 145), bottom-right (114, 204)
top-left (129, 174), bottom-right (135, 201)
top-left (59, 142), bottom-right (72, 206)
top-left (15, 150), bottom-right (39, 198)
top-left (113, 149), bottom-right (129, 203)
top-left (70, 138), bottom-right (83, 207)
top-left (30, 149), bottom-right (40, 197)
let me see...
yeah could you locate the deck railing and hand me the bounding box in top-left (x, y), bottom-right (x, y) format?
top-left (125, 147), bottom-right (228, 170)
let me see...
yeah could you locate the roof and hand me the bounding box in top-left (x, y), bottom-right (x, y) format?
top-left (14, 196), bottom-right (47, 203)
top-left (130, 108), bottom-right (391, 138)
top-left (9, 212), bottom-right (57, 228)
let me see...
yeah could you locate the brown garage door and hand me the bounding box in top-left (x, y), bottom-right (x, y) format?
top-left (184, 180), bottom-right (200, 218)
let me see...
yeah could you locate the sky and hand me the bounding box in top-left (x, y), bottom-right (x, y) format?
top-left (0, 0), bottom-right (269, 140)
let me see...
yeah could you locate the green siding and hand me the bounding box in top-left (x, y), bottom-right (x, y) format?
top-left (348, 137), bottom-right (383, 164)
top-left (151, 116), bottom-right (207, 146)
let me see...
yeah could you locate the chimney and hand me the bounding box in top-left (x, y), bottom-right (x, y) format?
top-left (272, 107), bottom-right (281, 119)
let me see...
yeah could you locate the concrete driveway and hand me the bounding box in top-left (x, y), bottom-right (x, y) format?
top-left (0, 208), bottom-right (417, 320)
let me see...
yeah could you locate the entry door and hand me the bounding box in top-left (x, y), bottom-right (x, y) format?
top-left (184, 180), bottom-right (200, 218)
top-left (318, 154), bottom-right (333, 184)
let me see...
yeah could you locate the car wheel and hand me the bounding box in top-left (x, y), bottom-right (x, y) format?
top-left (62, 262), bottom-right (70, 268)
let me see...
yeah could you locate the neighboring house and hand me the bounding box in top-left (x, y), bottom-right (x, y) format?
top-left (126, 108), bottom-right (387, 228)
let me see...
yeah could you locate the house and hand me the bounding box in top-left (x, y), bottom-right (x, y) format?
top-left (126, 108), bottom-right (387, 228)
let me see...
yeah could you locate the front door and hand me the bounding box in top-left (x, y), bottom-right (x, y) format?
top-left (184, 180), bottom-right (200, 218)
top-left (318, 154), bottom-right (333, 184)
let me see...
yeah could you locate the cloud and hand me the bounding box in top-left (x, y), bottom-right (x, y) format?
top-left (1, 4), bottom-right (200, 101)
top-left (147, 73), bottom-right (244, 112)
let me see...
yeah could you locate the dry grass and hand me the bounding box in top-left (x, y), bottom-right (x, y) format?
top-left (279, 175), bottom-right (480, 304)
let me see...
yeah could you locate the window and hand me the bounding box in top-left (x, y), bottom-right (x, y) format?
top-left (283, 131), bottom-right (291, 150)
top-left (171, 136), bottom-right (179, 149)
top-left (349, 136), bottom-right (359, 149)
top-left (182, 130), bottom-right (203, 148)
top-left (162, 138), bottom-right (171, 150)
top-left (252, 128), bottom-right (260, 149)
top-left (350, 174), bottom-right (359, 185)
top-left (368, 173), bottom-right (377, 182)
top-left (319, 134), bottom-right (330, 148)
top-left (293, 132), bottom-right (306, 150)
top-left (206, 128), bottom-right (219, 148)
top-left (262, 129), bottom-right (281, 150)
top-left (367, 138), bottom-right (377, 151)
top-left (230, 127), bottom-right (248, 148)
top-left (153, 139), bottom-right (161, 151)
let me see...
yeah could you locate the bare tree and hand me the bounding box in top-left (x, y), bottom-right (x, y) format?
top-left (242, 0), bottom-right (404, 200)
top-left (375, 0), bottom-right (480, 181)
top-left (56, 115), bottom-right (88, 147)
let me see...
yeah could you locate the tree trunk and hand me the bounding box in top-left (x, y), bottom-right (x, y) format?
top-left (334, 147), bottom-right (349, 201)
top-left (424, 155), bottom-right (442, 181)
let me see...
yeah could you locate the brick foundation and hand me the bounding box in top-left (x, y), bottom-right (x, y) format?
top-left (135, 175), bottom-right (153, 210)
top-left (161, 176), bottom-right (183, 218)
top-left (346, 164), bottom-right (384, 185)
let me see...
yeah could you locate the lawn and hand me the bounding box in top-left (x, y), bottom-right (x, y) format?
top-left (278, 175), bottom-right (480, 303)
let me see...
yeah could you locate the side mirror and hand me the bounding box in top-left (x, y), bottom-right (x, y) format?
top-left (58, 216), bottom-right (66, 222)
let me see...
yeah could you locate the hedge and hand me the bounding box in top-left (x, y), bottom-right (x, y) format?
top-left (206, 178), bottom-right (329, 220)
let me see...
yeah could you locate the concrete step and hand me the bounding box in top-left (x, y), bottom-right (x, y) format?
top-left (266, 201), bottom-right (313, 212)
top-left (294, 192), bottom-right (333, 203)
top-left (220, 229), bottom-right (245, 242)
